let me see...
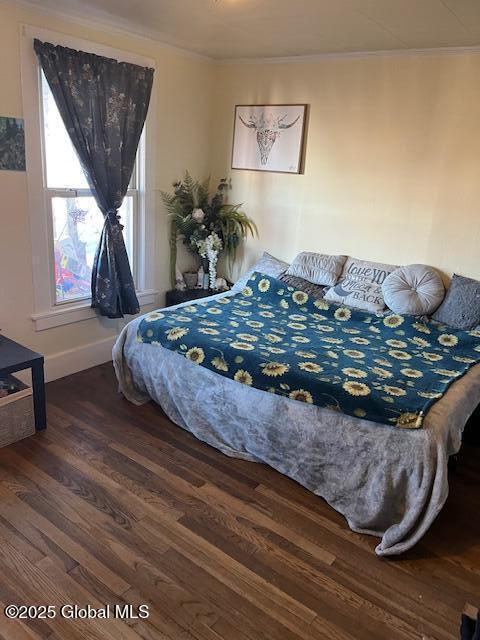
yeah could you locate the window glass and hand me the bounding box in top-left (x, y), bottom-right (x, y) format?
top-left (41, 71), bottom-right (136, 304)
top-left (52, 196), bottom-right (132, 302)
top-left (41, 72), bottom-right (89, 190)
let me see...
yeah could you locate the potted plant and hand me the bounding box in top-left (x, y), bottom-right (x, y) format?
top-left (161, 173), bottom-right (257, 289)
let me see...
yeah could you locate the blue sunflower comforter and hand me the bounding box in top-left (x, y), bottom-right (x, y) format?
top-left (138, 272), bottom-right (480, 429)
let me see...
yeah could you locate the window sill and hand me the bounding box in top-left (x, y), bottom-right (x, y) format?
top-left (31, 289), bottom-right (159, 331)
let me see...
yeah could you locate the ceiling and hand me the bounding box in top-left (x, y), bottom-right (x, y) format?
top-left (27, 0), bottom-right (480, 59)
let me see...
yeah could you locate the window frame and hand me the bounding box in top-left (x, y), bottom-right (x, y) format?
top-left (21, 24), bottom-right (158, 330)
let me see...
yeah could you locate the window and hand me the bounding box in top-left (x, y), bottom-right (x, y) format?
top-left (22, 26), bottom-right (157, 330)
top-left (40, 72), bottom-right (135, 305)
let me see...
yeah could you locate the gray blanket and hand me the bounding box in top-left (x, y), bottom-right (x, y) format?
top-left (113, 293), bottom-right (480, 556)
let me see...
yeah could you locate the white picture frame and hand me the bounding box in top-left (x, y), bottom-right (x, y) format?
top-left (231, 104), bottom-right (307, 174)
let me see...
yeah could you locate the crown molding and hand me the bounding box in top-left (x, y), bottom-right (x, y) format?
top-left (1, 0), bottom-right (215, 63)
top-left (218, 44), bottom-right (480, 66)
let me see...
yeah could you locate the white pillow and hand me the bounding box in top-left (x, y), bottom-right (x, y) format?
top-left (324, 257), bottom-right (397, 313)
top-left (382, 264), bottom-right (445, 316)
top-left (285, 252), bottom-right (346, 287)
top-left (232, 252), bottom-right (289, 291)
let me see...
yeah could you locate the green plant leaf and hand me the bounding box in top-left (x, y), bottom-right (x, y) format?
top-left (161, 173), bottom-right (258, 283)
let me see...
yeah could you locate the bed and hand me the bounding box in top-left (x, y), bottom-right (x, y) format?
top-left (113, 276), bottom-right (480, 556)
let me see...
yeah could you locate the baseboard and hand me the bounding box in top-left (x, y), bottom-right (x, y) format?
top-left (44, 336), bottom-right (116, 382)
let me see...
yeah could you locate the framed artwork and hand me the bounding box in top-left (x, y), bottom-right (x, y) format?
top-left (0, 117), bottom-right (26, 171)
top-left (231, 104), bottom-right (307, 174)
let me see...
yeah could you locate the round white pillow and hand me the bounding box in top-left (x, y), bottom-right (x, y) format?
top-left (382, 264), bottom-right (445, 316)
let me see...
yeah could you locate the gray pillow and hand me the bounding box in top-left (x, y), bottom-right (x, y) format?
top-left (285, 252), bottom-right (347, 287)
top-left (278, 271), bottom-right (326, 299)
top-left (232, 252), bottom-right (289, 291)
top-left (324, 257), bottom-right (397, 313)
top-left (432, 274), bottom-right (480, 330)
top-left (383, 264), bottom-right (445, 316)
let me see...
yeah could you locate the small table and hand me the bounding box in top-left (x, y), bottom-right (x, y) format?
top-left (165, 288), bottom-right (229, 307)
top-left (0, 336), bottom-right (46, 431)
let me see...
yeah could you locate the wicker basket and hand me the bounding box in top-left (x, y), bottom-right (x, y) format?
top-left (0, 375), bottom-right (35, 448)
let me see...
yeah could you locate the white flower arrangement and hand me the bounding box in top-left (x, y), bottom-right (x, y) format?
top-left (161, 173), bottom-right (257, 288)
top-left (196, 232), bottom-right (223, 289)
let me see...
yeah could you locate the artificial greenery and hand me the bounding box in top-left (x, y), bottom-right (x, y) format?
top-left (161, 172), bottom-right (257, 288)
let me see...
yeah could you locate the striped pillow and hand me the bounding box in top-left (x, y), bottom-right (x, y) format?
top-left (278, 271), bottom-right (326, 299)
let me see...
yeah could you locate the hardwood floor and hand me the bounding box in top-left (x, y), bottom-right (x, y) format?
top-left (0, 363), bottom-right (478, 640)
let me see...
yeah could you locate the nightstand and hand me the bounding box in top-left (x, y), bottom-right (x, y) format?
top-left (0, 336), bottom-right (46, 431)
top-left (165, 288), bottom-right (229, 307)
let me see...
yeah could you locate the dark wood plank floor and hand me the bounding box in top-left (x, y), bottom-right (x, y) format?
top-left (0, 363), bottom-right (479, 640)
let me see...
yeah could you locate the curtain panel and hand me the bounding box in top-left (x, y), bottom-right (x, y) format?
top-left (34, 39), bottom-right (154, 318)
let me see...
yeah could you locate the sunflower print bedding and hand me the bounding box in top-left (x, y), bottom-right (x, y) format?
top-left (138, 272), bottom-right (480, 429)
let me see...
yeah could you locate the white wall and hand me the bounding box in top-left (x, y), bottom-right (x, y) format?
top-left (0, 2), bottom-right (213, 379)
top-left (211, 53), bottom-right (480, 283)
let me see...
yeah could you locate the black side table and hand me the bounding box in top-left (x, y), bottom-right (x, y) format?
top-left (0, 336), bottom-right (46, 431)
top-left (165, 288), bottom-right (229, 307)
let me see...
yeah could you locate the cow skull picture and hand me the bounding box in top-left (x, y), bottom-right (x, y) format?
top-left (232, 105), bottom-right (306, 174)
top-left (238, 112), bottom-right (301, 165)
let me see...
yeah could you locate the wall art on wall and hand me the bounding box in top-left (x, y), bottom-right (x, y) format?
top-left (0, 117), bottom-right (26, 171)
top-left (231, 104), bottom-right (307, 174)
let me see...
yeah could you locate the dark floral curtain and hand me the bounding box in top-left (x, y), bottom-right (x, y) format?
top-left (34, 39), bottom-right (154, 318)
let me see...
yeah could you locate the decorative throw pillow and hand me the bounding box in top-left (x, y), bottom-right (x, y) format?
top-left (382, 264), bottom-right (445, 316)
top-left (432, 274), bottom-right (480, 330)
top-left (278, 271), bottom-right (326, 299)
top-left (285, 252), bottom-right (347, 287)
top-left (232, 252), bottom-right (289, 292)
top-left (324, 257), bottom-right (397, 313)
